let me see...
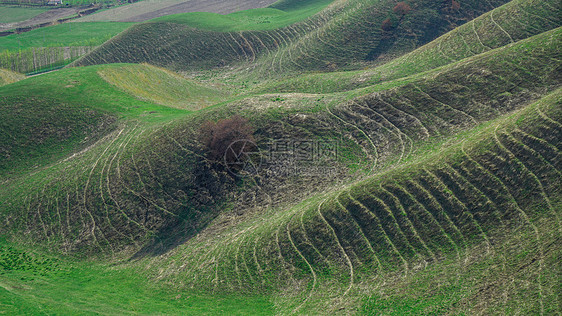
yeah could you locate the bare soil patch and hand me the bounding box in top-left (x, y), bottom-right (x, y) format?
top-left (76, 0), bottom-right (277, 22)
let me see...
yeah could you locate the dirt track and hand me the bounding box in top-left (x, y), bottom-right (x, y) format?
top-left (75, 0), bottom-right (277, 22)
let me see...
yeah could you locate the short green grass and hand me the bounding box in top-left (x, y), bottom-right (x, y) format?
top-left (0, 239), bottom-right (274, 315)
top-left (0, 5), bottom-right (48, 24)
top-left (98, 63), bottom-right (229, 110)
top-left (0, 22), bottom-right (134, 51)
top-left (149, 0), bottom-right (334, 32)
top-left (1, 0), bottom-right (561, 314)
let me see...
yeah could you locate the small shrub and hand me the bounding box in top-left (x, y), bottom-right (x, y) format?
top-left (393, 2), bottom-right (412, 15)
top-left (451, 0), bottom-right (461, 10)
top-left (200, 116), bottom-right (256, 164)
top-left (325, 62), bottom-right (338, 71)
top-left (381, 18), bottom-right (393, 31)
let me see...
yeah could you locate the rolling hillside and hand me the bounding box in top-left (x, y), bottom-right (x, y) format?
top-left (259, 0), bottom-right (561, 93)
top-left (1, 0), bottom-right (561, 314)
top-left (74, 0), bottom-right (512, 73)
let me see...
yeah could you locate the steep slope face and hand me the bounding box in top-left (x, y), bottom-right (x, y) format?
top-left (261, 0), bottom-right (562, 93)
top-left (74, 0), bottom-right (510, 73)
top-left (2, 27), bottom-right (559, 257)
top-left (149, 88), bottom-right (561, 314)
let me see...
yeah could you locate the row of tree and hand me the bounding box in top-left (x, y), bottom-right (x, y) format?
top-left (0, 46), bottom-right (93, 74)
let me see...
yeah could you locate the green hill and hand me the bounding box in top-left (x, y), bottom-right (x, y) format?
top-left (259, 0), bottom-right (561, 93)
top-left (0, 63), bottom-right (222, 179)
top-left (74, 0), bottom-right (512, 73)
top-left (1, 0), bottom-right (561, 314)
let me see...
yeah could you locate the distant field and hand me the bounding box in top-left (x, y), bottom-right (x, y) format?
top-left (76, 0), bottom-right (278, 22)
top-left (0, 0), bottom-right (122, 7)
top-left (150, 0), bottom-right (334, 32)
top-left (0, 22), bottom-right (134, 51)
top-left (0, 5), bottom-right (48, 23)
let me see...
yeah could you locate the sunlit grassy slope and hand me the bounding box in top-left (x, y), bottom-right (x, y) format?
top-left (98, 63), bottom-right (229, 110)
top-left (0, 68), bottom-right (24, 86)
top-left (0, 63), bottom-right (223, 179)
top-left (0, 238), bottom-right (274, 315)
top-left (1, 0), bottom-right (561, 314)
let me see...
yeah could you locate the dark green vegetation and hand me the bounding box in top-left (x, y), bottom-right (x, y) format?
top-left (260, 0), bottom-right (561, 93)
top-left (75, 0), bottom-right (513, 71)
top-left (1, 0), bottom-right (561, 314)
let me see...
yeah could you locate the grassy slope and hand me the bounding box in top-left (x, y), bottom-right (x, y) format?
top-left (1, 0), bottom-right (561, 314)
top-left (0, 5), bottom-right (47, 24)
top-left (150, 88), bottom-right (561, 314)
top-left (0, 239), bottom-right (274, 315)
top-left (0, 22), bottom-right (134, 51)
top-left (0, 68), bottom-right (24, 85)
top-left (259, 0), bottom-right (562, 93)
top-left (2, 20), bottom-right (560, 254)
top-left (0, 63), bottom-right (222, 179)
top-left (149, 0), bottom-right (334, 32)
top-left (75, 0), bottom-right (511, 73)
top-left (1, 81), bottom-right (559, 315)
top-left (98, 63), bottom-right (229, 110)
